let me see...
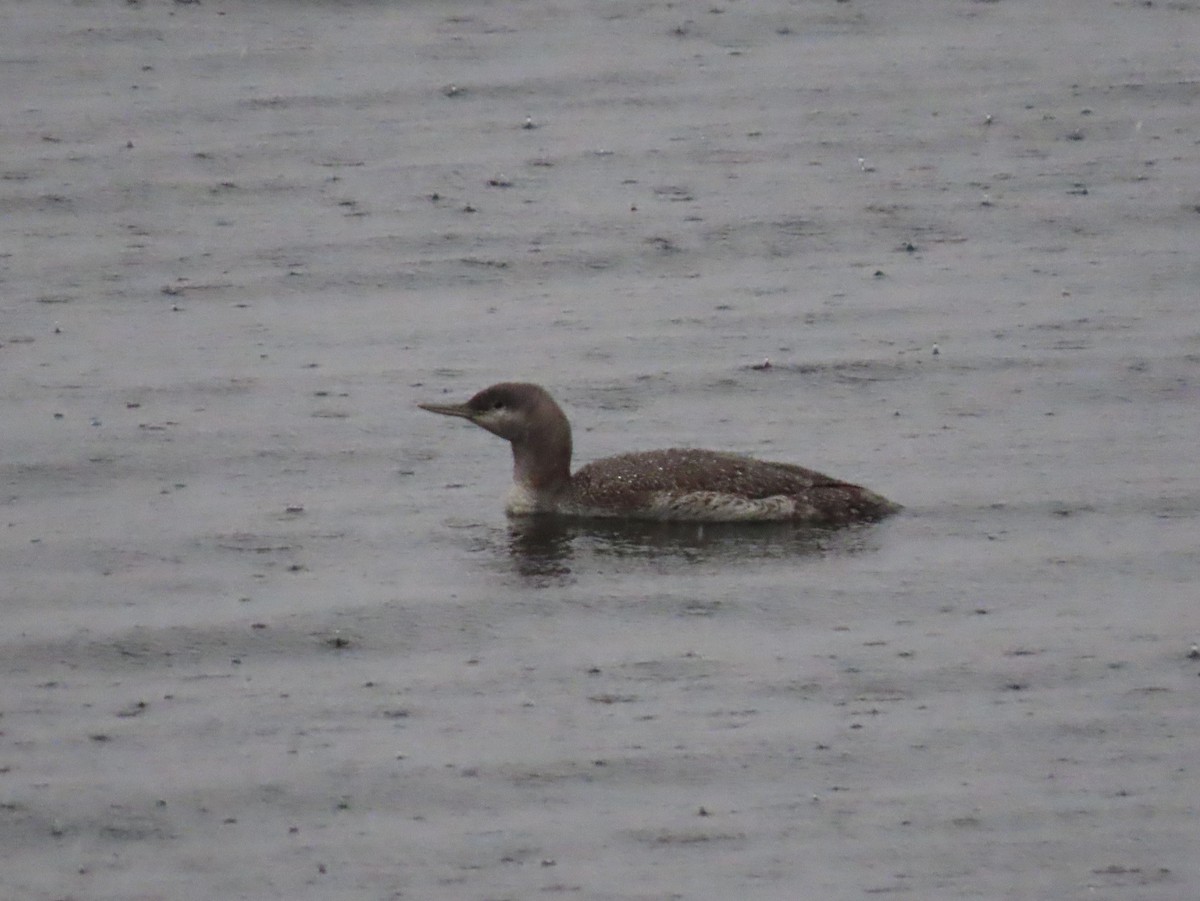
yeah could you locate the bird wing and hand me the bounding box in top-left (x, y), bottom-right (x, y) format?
top-left (572, 449), bottom-right (847, 501)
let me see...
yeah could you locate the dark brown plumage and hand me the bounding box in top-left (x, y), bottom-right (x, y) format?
top-left (419, 383), bottom-right (901, 524)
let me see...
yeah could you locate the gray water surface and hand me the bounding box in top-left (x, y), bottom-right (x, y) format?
top-left (2, 1), bottom-right (1198, 898)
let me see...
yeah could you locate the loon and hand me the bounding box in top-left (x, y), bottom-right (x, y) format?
top-left (418, 382), bottom-right (901, 525)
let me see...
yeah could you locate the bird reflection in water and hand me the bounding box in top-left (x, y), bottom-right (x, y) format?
top-left (504, 516), bottom-right (882, 580)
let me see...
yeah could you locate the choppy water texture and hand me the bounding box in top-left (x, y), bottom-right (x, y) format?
top-left (2, 1), bottom-right (1198, 899)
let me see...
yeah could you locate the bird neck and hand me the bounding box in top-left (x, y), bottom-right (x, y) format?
top-left (510, 404), bottom-right (573, 495)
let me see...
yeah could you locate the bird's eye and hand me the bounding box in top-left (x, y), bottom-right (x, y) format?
top-left (492, 401), bottom-right (505, 411)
